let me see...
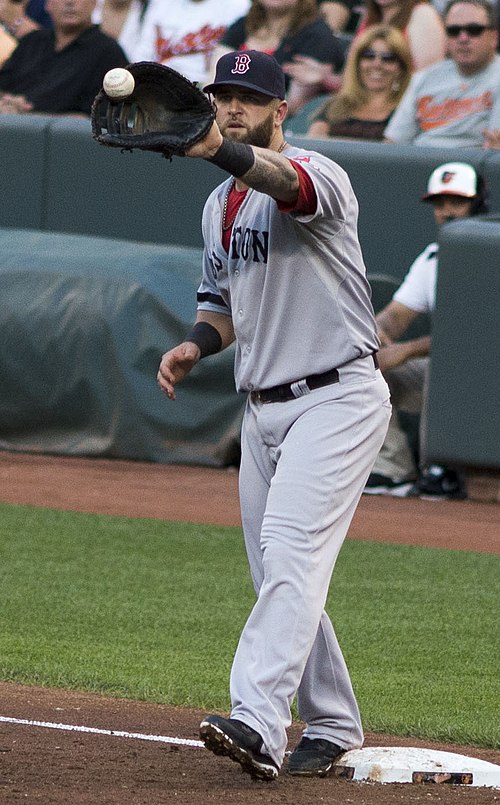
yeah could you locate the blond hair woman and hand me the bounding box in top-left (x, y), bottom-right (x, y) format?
top-left (307, 24), bottom-right (412, 140)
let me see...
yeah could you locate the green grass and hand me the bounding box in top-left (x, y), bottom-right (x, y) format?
top-left (0, 502), bottom-right (498, 748)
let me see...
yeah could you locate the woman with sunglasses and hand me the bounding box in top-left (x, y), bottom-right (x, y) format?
top-left (356, 0), bottom-right (446, 70)
top-left (306, 25), bottom-right (412, 139)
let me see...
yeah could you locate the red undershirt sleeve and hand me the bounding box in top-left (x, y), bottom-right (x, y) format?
top-left (275, 160), bottom-right (317, 216)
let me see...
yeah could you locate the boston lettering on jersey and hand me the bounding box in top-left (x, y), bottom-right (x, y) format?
top-left (230, 227), bottom-right (269, 263)
top-left (208, 252), bottom-right (223, 280)
top-left (207, 227), bottom-right (270, 280)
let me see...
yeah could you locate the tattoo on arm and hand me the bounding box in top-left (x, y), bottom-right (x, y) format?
top-left (242, 149), bottom-right (299, 203)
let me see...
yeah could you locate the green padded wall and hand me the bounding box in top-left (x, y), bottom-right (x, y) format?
top-left (1, 117), bottom-right (500, 469)
top-left (43, 117), bottom-right (223, 247)
top-left (426, 215), bottom-right (500, 469)
top-left (2, 116), bottom-right (500, 284)
top-left (0, 114), bottom-right (52, 229)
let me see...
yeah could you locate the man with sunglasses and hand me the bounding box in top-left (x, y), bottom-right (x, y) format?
top-left (384, 0), bottom-right (500, 147)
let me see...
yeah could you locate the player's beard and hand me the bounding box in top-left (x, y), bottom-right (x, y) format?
top-left (223, 109), bottom-right (275, 149)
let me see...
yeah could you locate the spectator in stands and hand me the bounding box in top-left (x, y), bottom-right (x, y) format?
top-left (385, 0), bottom-right (500, 147)
top-left (283, 0), bottom-right (442, 103)
top-left (130, 0), bottom-right (250, 86)
top-left (356, 0), bottom-right (446, 69)
top-left (318, 0), bottom-right (364, 34)
top-left (364, 161), bottom-right (487, 500)
top-left (0, 0), bottom-right (127, 116)
top-left (306, 24), bottom-right (412, 140)
top-left (210, 0), bottom-right (346, 115)
top-left (0, 0), bottom-right (51, 68)
top-left (92, 0), bottom-right (147, 61)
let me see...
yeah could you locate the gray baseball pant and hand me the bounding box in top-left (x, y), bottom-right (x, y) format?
top-left (230, 356), bottom-right (391, 767)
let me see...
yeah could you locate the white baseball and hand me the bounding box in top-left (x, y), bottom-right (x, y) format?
top-left (103, 68), bottom-right (135, 99)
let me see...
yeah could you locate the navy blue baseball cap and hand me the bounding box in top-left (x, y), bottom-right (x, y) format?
top-left (204, 50), bottom-right (286, 99)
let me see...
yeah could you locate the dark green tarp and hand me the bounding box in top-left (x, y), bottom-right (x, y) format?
top-left (0, 228), bottom-right (244, 466)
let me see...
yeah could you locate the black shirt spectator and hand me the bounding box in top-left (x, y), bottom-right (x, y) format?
top-left (0, 0), bottom-right (127, 117)
top-left (221, 15), bottom-right (345, 77)
top-left (212, 0), bottom-right (346, 116)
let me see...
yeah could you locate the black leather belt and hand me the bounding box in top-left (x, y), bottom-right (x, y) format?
top-left (251, 354), bottom-right (379, 404)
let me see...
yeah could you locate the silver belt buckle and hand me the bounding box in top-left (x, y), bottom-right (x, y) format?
top-left (290, 378), bottom-right (310, 398)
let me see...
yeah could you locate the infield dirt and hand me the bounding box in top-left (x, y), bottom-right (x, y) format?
top-left (0, 450), bottom-right (499, 804)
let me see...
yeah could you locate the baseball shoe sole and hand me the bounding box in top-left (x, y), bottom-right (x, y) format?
top-left (199, 714), bottom-right (278, 781)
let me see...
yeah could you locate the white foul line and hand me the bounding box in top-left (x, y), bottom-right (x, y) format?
top-left (0, 715), bottom-right (205, 748)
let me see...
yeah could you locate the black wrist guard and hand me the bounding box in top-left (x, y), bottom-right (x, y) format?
top-left (208, 138), bottom-right (255, 177)
top-left (183, 321), bottom-right (222, 359)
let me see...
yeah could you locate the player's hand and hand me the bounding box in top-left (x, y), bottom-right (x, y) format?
top-left (282, 55), bottom-right (339, 90)
top-left (378, 336), bottom-right (431, 371)
top-left (377, 327), bottom-right (394, 348)
top-left (377, 342), bottom-right (413, 372)
top-left (157, 342), bottom-right (201, 400)
top-left (0, 92), bottom-right (33, 114)
top-left (184, 120), bottom-right (223, 159)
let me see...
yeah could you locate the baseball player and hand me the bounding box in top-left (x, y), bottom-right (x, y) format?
top-left (365, 161), bottom-right (487, 499)
top-left (157, 50), bottom-right (391, 781)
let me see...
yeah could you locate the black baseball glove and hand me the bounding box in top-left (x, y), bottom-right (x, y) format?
top-left (91, 62), bottom-right (216, 159)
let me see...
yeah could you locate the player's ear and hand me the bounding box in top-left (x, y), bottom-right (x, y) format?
top-left (275, 99), bottom-right (288, 125)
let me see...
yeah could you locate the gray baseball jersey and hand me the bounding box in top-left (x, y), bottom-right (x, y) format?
top-left (196, 144), bottom-right (379, 392)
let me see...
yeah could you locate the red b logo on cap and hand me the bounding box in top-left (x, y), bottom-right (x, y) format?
top-left (232, 54), bottom-right (251, 75)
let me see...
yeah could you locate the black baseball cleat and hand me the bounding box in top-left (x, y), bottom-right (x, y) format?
top-left (199, 714), bottom-right (279, 781)
top-left (407, 465), bottom-right (467, 500)
top-left (287, 736), bottom-right (344, 777)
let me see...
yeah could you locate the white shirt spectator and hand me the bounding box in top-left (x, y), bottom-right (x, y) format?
top-left (130, 0), bottom-right (250, 85)
top-left (393, 242), bottom-right (438, 313)
top-left (93, 0), bottom-right (147, 62)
